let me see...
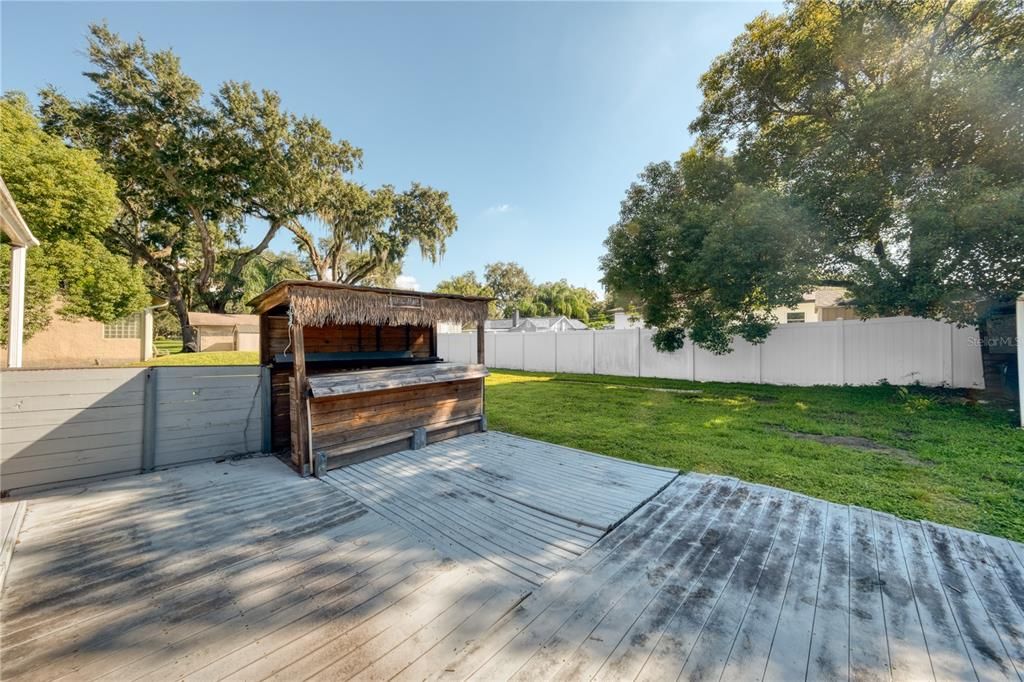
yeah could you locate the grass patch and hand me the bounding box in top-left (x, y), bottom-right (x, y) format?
top-left (154, 338), bottom-right (182, 354)
top-left (135, 351), bottom-right (258, 366)
top-left (485, 370), bottom-right (1024, 541)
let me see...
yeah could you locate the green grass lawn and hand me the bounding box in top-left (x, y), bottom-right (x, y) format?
top-left (135, 350), bottom-right (259, 366)
top-left (154, 338), bottom-right (183, 354)
top-left (485, 370), bottom-right (1024, 541)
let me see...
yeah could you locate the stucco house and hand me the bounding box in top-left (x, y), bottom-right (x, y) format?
top-left (187, 312), bottom-right (260, 352)
top-left (771, 287), bottom-right (858, 324)
top-left (0, 298), bottom-right (165, 368)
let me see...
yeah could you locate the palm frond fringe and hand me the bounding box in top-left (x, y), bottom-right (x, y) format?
top-left (289, 287), bottom-right (489, 328)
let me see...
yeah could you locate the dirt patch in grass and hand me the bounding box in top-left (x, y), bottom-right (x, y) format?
top-left (784, 431), bottom-right (929, 467)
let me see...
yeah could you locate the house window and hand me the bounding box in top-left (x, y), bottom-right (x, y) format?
top-left (103, 314), bottom-right (140, 339)
top-left (786, 312), bottom-right (806, 324)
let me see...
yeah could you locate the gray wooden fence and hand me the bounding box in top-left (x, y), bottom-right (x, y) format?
top-left (1, 366), bottom-right (266, 495)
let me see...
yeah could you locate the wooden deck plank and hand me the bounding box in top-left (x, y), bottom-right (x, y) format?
top-left (895, 518), bottom-right (978, 681)
top-left (4, 517), bottom-right (401, 680)
top-left (430, 445), bottom-right (652, 525)
top-left (805, 503), bottom-right (852, 682)
top-left (255, 565), bottom-right (493, 681)
top-left (330, 432), bottom-right (676, 586)
top-left (513, 485), bottom-right (772, 682)
top-left (453, 433), bottom-right (675, 492)
top-left (385, 449), bottom-right (601, 547)
top-left (848, 506), bottom-right (891, 681)
top-left (921, 521), bottom-right (1019, 680)
top-left (339, 465), bottom-right (563, 578)
top-left (331, 466), bottom-right (554, 584)
top-left (3, 489), bottom-right (362, 638)
top-left (3, 442), bottom-right (1021, 682)
top-left (870, 512), bottom-right (934, 681)
top-left (947, 529), bottom-right (1024, 677)
top-left (353, 451), bottom-right (588, 562)
top-left (382, 448), bottom-right (607, 542)
top-left (330, 467), bottom-right (550, 585)
top-left (457, 438), bottom-right (673, 509)
top-left (434, 477), bottom-right (727, 679)
top-left (673, 492), bottom-right (802, 682)
top-left (761, 497), bottom-right (829, 680)
top-left (982, 535), bottom-right (1024, 619)
top-left (457, 435), bottom-right (673, 492)
top-left (125, 541), bottom-right (437, 681)
top-left (715, 495), bottom-right (812, 682)
top-left (462, 480), bottom-right (749, 680)
top-left (388, 584), bottom-right (528, 682)
top-left (633, 487), bottom-right (781, 681)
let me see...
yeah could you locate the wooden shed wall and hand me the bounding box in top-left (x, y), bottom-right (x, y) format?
top-left (304, 378), bottom-right (483, 468)
top-left (264, 316), bottom-right (434, 451)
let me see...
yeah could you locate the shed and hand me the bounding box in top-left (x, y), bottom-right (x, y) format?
top-left (187, 312), bottom-right (260, 352)
top-left (249, 281), bottom-right (491, 475)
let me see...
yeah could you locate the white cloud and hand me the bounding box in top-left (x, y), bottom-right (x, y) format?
top-left (395, 274), bottom-right (419, 291)
top-left (485, 203), bottom-right (513, 214)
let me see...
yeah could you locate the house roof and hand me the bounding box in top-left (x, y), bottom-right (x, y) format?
top-left (247, 281), bottom-right (492, 328)
top-left (813, 287), bottom-right (850, 308)
top-left (188, 312), bottom-right (260, 328)
top-left (485, 315), bottom-right (588, 332)
top-left (0, 175), bottom-right (39, 248)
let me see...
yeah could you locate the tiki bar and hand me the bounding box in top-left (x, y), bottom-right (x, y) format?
top-left (249, 281), bottom-right (490, 476)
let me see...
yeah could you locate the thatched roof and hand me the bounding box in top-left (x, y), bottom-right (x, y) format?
top-left (248, 281), bottom-right (491, 328)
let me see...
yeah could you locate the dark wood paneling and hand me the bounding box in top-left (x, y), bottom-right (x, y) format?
top-left (264, 319), bottom-right (435, 453)
top-left (309, 378), bottom-right (483, 457)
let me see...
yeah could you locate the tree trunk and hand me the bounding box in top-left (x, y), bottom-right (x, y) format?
top-left (168, 281), bottom-right (198, 352)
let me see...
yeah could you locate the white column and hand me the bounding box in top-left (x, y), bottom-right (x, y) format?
top-left (1017, 296), bottom-right (1023, 428)
top-left (7, 244), bottom-right (27, 368)
top-left (142, 309), bottom-right (155, 361)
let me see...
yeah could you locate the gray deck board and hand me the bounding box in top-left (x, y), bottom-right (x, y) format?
top-left (2, 434), bottom-right (1020, 682)
top-left (328, 431), bottom-right (678, 586)
top-left (871, 511), bottom-right (933, 680)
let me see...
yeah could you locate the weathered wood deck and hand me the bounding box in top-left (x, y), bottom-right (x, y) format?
top-left (327, 431), bottom-right (678, 586)
top-left (1, 434), bottom-right (1021, 681)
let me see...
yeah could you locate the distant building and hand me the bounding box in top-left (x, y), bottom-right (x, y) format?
top-left (771, 287), bottom-right (859, 324)
top-left (1, 298), bottom-right (166, 368)
top-left (484, 310), bottom-right (588, 333)
top-left (607, 308), bottom-right (644, 330)
top-left (187, 312), bottom-right (260, 352)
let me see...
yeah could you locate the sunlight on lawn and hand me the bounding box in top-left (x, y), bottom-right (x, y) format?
top-left (484, 370), bottom-right (1024, 542)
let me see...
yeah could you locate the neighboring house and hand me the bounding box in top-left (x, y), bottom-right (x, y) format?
top-left (436, 321), bottom-right (465, 334)
top-left (772, 286), bottom-right (859, 324)
top-left (607, 308), bottom-right (644, 330)
top-left (187, 312), bottom-right (260, 352)
top-left (0, 298), bottom-right (165, 368)
top-left (484, 311), bottom-right (588, 333)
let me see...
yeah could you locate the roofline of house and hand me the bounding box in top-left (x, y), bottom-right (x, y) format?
top-left (0, 176), bottom-right (39, 248)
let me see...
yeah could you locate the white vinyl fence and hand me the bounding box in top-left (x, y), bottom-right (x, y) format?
top-left (1, 366), bottom-right (266, 494)
top-left (439, 316), bottom-right (985, 389)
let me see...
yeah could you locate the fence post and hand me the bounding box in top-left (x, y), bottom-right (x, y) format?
top-left (630, 325), bottom-right (638, 376)
top-left (756, 342), bottom-right (763, 384)
top-left (554, 331), bottom-right (559, 373)
top-left (836, 320), bottom-right (846, 385)
top-left (260, 364), bottom-right (272, 453)
top-left (141, 368), bottom-right (158, 472)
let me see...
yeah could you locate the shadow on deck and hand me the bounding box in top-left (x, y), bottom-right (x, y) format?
top-left (1, 433), bottom-right (1021, 680)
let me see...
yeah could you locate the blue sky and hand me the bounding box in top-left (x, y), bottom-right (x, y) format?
top-left (2, 1), bottom-right (780, 293)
